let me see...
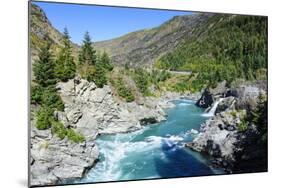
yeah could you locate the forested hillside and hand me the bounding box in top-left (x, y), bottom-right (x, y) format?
top-left (155, 15), bottom-right (267, 89)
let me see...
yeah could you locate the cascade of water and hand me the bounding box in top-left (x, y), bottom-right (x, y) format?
top-left (203, 98), bottom-right (223, 117)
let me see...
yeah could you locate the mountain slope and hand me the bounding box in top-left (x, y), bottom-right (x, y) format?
top-left (30, 4), bottom-right (79, 64)
top-left (94, 13), bottom-right (215, 67)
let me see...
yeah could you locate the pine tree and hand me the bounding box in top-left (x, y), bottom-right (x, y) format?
top-left (33, 40), bottom-right (56, 87)
top-left (55, 28), bottom-right (76, 81)
top-left (79, 31), bottom-right (96, 65)
top-left (94, 63), bottom-right (107, 88)
top-left (252, 94), bottom-right (267, 135)
top-left (100, 51), bottom-right (113, 71)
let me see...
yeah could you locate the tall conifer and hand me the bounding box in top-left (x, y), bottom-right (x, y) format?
top-left (55, 28), bottom-right (76, 81)
top-left (33, 38), bottom-right (56, 87)
top-left (79, 31), bottom-right (96, 65)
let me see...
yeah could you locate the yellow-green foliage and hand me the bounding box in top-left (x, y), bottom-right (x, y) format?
top-left (124, 68), bottom-right (172, 96)
top-left (230, 110), bottom-right (237, 117)
top-left (51, 120), bottom-right (67, 140)
top-left (237, 119), bottom-right (249, 132)
top-left (31, 33), bottom-right (45, 50)
top-left (78, 64), bottom-right (96, 82)
top-left (67, 128), bottom-right (85, 143)
top-left (50, 120), bottom-right (85, 143)
top-left (36, 106), bottom-right (52, 130)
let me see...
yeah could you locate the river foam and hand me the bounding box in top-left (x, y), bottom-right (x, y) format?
top-left (75, 100), bottom-right (223, 184)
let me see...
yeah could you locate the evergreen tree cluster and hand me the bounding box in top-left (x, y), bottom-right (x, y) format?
top-left (251, 94), bottom-right (268, 144)
top-left (132, 68), bottom-right (150, 95)
top-left (123, 68), bottom-right (171, 96)
top-left (32, 39), bottom-right (64, 130)
top-left (55, 28), bottom-right (76, 82)
top-left (78, 32), bottom-right (113, 88)
top-left (31, 29), bottom-right (114, 142)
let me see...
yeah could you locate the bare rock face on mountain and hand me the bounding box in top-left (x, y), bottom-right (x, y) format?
top-left (94, 13), bottom-right (214, 67)
top-left (30, 4), bottom-right (79, 76)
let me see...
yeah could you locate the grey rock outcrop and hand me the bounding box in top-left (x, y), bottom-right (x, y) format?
top-left (30, 125), bottom-right (99, 186)
top-left (186, 110), bottom-right (243, 160)
top-left (196, 81), bottom-right (264, 111)
top-left (228, 85), bottom-right (264, 111)
top-left (187, 81), bottom-right (267, 172)
top-left (56, 77), bottom-right (167, 134)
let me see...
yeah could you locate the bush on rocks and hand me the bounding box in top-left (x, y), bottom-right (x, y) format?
top-left (36, 107), bottom-right (53, 130)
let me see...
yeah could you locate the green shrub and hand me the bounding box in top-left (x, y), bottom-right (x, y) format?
top-left (31, 85), bottom-right (44, 104)
top-left (67, 128), bottom-right (85, 143)
top-left (51, 120), bottom-right (67, 139)
top-left (150, 69), bottom-right (171, 83)
top-left (230, 110), bottom-right (237, 117)
top-left (50, 119), bottom-right (86, 143)
top-left (36, 107), bottom-right (52, 130)
top-left (171, 81), bottom-right (190, 93)
top-left (237, 119), bottom-right (248, 132)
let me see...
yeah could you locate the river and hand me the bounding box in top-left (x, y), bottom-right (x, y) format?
top-left (74, 99), bottom-right (225, 184)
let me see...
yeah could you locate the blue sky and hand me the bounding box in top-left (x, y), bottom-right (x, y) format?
top-left (33, 1), bottom-right (192, 44)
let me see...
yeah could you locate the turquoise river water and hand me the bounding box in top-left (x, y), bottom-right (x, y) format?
top-left (74, 99), bottom-right (224, 184)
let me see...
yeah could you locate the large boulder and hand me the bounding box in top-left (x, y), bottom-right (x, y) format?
top-left (30, 127), bottom-right (99, 186)
top-left (186, 110), bottom-right (240, 159)
top-left (195, 89), bottom-right (214, 108)
top-left (186, 110), bottom-right (242, 172)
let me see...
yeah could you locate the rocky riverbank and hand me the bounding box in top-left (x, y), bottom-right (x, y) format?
top-left (186, 81), bottom-right (268, 173)
top-left (30, 77), bottom-right (198, 186)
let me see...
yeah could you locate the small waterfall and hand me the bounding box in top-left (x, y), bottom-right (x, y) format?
top-left (203, 98), bottom-right (223, 117)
